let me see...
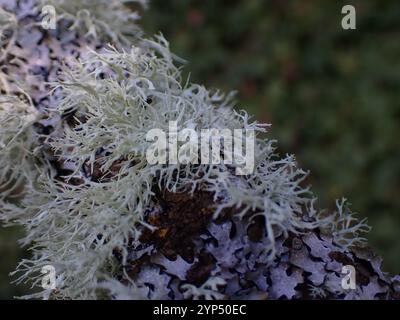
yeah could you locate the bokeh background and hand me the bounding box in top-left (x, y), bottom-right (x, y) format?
top-left (1, 0), bottom-right (399, 298)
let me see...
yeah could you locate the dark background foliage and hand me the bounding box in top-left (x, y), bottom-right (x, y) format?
top-left (1, 0), bottom-right (399, 298)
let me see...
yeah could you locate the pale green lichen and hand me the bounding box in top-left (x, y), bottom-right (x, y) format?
top-left (49, 35), bottom-right (320, 261)
top-left (96, 279), bottom-right (148, 300)
top-left (39, 0), bottom-right (147, 43)
top-left (0, 94), bottom-right (39, 201)
top-left (181, 277), bottom-right (226, 300)
top-left (0, 35), bottom-right (372, 299)
top-left (0, 7), bottom-right (17, 92)
top-left (0, 3), bottom-right (373, 300)
top-left (0, 7), bottom-right (16, 46)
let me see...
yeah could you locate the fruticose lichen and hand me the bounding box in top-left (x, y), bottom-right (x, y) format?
top-left (0, 94), bottom-right (39, 201)
top-left (0, 0), bottom-right (397, 300)
top-left (181, 277), bottom-right (226, 300)
top-left (319, 198), bottom-right (371, 250)
top-left (39, 0), bottom-right (148, 44)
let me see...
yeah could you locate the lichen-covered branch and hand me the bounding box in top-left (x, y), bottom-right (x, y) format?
top-left (0, 0), bottom-right (398, 300)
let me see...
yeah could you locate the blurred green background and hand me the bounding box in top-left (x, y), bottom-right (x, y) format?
top-left (1, 0), bottom-right (399, 298)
